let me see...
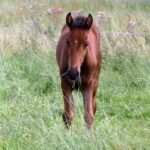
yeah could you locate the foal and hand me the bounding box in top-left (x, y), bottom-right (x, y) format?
top-left (56, 12), bottom-right (102, 129)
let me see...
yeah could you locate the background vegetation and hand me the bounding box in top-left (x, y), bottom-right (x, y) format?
top-left (0, 0), bottom-right (150, 149)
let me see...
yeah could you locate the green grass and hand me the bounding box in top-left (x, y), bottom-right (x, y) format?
top-left (0, 48), bottom-right (150, 150)
top-left (0, 0), bottom-right (150, 149)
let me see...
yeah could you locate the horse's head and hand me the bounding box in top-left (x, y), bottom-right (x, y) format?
top-left (65, 12), bottom-right (93, 81)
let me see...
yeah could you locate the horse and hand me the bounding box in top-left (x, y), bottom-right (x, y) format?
top-left (56, 12), bottom-right (102, 129)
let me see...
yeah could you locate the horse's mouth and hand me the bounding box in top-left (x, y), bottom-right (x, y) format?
top-left (68, 76), bottom-right (81, 89)
top-left (68, 76), bottom-right (79, 82)
top-left (61, 70), bottom-right (81, 88)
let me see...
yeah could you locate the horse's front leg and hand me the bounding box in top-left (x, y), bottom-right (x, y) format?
top-left (82, 83), bottom-right (95, 129)
top-left (61, 79), bottom-right (74, 129)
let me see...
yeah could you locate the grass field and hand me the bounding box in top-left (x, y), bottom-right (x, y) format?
top-left (0, 0), bottom-right (150, 149)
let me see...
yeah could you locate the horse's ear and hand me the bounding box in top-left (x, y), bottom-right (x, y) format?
top-left (66, 12), bottom-right (73, 28)
top-left (85, 14), bottom-right (93, 29)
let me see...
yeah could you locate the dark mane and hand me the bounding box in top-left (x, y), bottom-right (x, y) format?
top-left (71, 16), bottom-right (87, 29)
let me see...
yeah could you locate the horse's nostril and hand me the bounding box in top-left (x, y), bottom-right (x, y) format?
top-left (67, 69), bottom-right (79, 81)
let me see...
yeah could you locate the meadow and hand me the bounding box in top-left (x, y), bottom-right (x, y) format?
top-left (0, 0), bottom-right (150, 149)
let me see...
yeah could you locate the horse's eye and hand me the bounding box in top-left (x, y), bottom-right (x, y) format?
top-left (83, 42), bottom-right (88, 49)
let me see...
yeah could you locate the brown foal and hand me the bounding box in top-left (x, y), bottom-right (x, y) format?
top-left (56, 12), bottom-right (102, 129)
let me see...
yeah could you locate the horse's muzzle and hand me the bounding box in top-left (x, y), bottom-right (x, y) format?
top-left (67, 68), bottom-right (79, 81)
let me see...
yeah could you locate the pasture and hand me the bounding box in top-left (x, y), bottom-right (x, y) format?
top-left (0, 0), bottom-right (150, 149)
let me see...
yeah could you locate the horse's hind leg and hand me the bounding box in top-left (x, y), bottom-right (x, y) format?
top-left (92, 75), bottom-right (99, 116)
top-left (61, 80), bottom-right (74, 129)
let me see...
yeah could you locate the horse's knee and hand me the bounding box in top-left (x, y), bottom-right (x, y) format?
top-left (63, 111), bottom-right (74, 128)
